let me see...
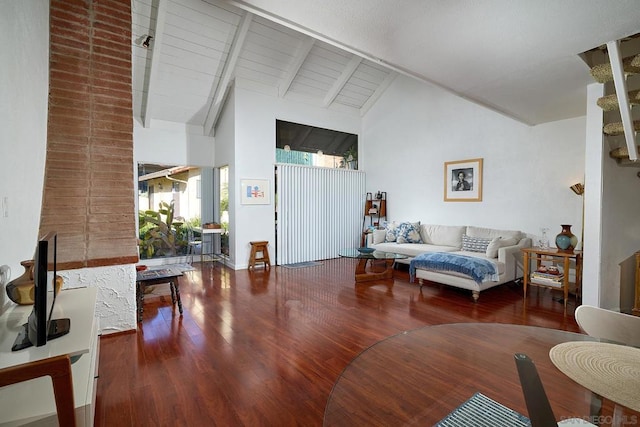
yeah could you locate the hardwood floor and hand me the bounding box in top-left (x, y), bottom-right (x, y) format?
top-left (95, 259), bottom-right (582, 426)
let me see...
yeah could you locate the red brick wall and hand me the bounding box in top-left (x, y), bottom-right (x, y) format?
top-left (41, 0), bottom-right (138, 269)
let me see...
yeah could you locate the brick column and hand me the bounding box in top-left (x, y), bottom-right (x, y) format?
top-left (42, 0), bottom-right (138, 269)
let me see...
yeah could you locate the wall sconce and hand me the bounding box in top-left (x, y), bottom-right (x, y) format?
top-left (570, 182), bottom-right (585, 249)
top-left (317, 150), bottom-right (323, 156)
top-left (570, 183), bottom-right (584, 195)
top-left (142, 35), bottom-right (153, 48)
top-left (283, 145), bottom-right (290, 152)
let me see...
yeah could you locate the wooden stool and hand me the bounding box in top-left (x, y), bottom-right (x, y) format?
top-left (248, 241), bottom-right (271, 270)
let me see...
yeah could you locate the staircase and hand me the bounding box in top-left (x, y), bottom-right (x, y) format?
top-left (583, 34), bottom-right (640, 167)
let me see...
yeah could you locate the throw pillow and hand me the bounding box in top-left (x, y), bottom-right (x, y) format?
top-left (485, 237), bottom-right (503, 258)
top-left (396, 222), bottom-right (423, 243)
top-left (372, 229), bottom-right (386, 245)
top-left (461, 234), bottom-right (493, 253)
top-left (485, 237), bottom-right (519, 258)
top-left (384, 222), bottom-right (400, 242)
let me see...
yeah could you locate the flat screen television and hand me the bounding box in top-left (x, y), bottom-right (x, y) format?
top-left (12, 231), bottom-right (70, 351)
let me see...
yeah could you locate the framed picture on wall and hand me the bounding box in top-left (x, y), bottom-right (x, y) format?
top-left (444, 158), bottom-right (483, 202)
top-left (241, 179), bottom-right (271, 205)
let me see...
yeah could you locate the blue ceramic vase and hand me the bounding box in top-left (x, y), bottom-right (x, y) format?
top-left (555, 224), bottom-right (578, 253)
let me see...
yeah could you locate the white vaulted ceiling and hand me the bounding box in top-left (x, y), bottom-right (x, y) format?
top-left (132, 0), bottom-right (640, 134)
top-left (132, 0), bottom-right (395, 135)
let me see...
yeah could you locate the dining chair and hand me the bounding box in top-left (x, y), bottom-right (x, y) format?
top-left (0, 354), bottom-right (76, 426)
top-left (574, 305), bottom-right (640, 347)
top-left (574, 304), bottom-right (640, 424)
top-left (186, 225), bottom-right (201, 265)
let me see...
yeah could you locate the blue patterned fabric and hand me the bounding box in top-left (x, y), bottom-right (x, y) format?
top-left (396, 222), bottom-right (422, 243)
top-left (409, 252), bottom-right (498, 284)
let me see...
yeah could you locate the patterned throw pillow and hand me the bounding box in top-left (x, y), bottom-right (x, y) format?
top-left (461, 234), bottom-right (493, 253)
top-left (396, 222), bottom-right (423, 243)
top-left (384, 222), bottom-right (400, 242)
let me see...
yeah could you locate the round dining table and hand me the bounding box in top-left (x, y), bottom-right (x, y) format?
top-left (323, 323), bottom-right (640, 426)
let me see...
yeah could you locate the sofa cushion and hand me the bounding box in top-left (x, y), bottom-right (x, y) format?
top-left (420, 224), bottom-right (466, 248)
top-left (396, 222), bottom-right (423, 243)
top-left (384, 222), bottom-right (399, 242)
top-left (466, 226), bottom-right (522, 241)
top-left (485, 237), bottom-right (519, 258)
top-left (372, 229), bottom-right (386, 245)
top-left (461, 234), bottom-right (493, 253)
top-left (372, 242), bottom-right (458, 257)
top-left (385, 221), bottom-right (420, 242)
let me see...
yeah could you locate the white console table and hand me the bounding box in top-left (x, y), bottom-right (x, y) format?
top-left (195, 227), bottom-right (225, 266)
top-left (0, 287), bottom-right (100, 426)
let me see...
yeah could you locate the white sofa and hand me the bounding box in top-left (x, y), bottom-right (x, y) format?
top-left (367, 223), bottom-right (532, 301)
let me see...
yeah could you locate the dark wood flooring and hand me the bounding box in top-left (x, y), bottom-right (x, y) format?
top-left (95, 259), bottom-right (583, 426)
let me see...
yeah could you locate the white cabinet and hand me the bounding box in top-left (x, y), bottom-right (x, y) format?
top-left (0, 287), bottom-right (100, 426)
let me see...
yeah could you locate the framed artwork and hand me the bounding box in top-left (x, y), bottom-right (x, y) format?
top-left (240, 179), bottom-right (271, 205)
top-left (444, 158), bottom-right (483, 202)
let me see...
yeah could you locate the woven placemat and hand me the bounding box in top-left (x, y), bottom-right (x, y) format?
top-left (549, 341), bottom-right (640, 412)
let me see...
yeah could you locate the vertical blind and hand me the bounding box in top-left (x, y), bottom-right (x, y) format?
top-left (276, 164), bottom-right (365, 265)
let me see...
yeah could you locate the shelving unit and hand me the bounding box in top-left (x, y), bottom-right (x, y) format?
top-left (363, 191), bottom-right (386, 229)
top-left (362, 192), bottom-right (387, 246)
top-left (521, 247), bottom-right (582, 312)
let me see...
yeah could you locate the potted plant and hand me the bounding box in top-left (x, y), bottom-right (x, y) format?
top-left (342, 146), bottom-right (358, 169)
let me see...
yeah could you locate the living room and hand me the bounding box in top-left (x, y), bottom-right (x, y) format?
top-left (2, 0), bottom-right (640, 424)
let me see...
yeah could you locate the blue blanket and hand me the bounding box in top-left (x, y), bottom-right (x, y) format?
top-left (409, 252), bottom-right (498, 284)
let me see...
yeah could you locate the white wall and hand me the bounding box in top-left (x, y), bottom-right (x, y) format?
top-left (214, 87), bottom-right (236, 266)
top-left (230, 80), bottom-right (361, 268)
top-left (362, 75), bottom-right (585, 238)
top-left (134, 120), bottom-right (215, 167)
top-left (599, 150), bottom-right (640, 309)
top-left (0, 2), bottom-right (141, 332)
top-left (0, 0), bottom-right (49, 309)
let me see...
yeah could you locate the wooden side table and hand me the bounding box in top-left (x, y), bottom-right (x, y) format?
top-left (136, 268), bottom-right (184, 322)
top-left (522, 247), bottom-right (583, 311)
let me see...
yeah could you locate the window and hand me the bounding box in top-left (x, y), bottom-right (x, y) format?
top-left (275, 120), bottom-right (358, 169)
top-left (137, 163), bottom-right (204, 260)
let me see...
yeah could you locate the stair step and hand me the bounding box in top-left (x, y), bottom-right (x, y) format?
top-left (610, 145), bottom-right (640, 165)
top-left (610, 146), bottom-right (635, 158)
top-left (597, 90), bottom-right (640, 111)
top-left (603, 120), bottom-right (640, 136)
top-left (590, 53), bottom-right (640, 83)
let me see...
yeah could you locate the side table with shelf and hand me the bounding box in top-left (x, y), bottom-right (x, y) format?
top-left (522, 247), bottom-right (583, 311)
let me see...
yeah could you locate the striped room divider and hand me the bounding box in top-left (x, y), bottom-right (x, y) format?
top-left (276, 164), bottom-right (365, 265)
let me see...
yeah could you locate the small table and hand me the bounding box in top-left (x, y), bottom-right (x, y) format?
top-left (195, 227), bottom-right (225, 266)
top-left (338, 249), bottom-right (407, 283)
top-left (522, 247), bottom-right (583, 311)
top-left (136, 268), bottom-right (184, 322)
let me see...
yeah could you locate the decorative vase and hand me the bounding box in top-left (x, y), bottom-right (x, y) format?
top-left (5, 260), bottom-right (35, 305)
top-left (555, 224), bottom-right (578, 253)
top-left (5, 259), bottom-right (63, 305)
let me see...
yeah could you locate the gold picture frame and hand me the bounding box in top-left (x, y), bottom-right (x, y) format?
top-left (444, 158), bottom-right (483, 202)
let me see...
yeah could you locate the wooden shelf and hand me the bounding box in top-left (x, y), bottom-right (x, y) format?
top-left (522, 247), bottom-right (583, 312)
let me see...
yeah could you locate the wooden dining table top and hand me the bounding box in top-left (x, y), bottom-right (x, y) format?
top-left (323, 323), bottom-right (638, 426)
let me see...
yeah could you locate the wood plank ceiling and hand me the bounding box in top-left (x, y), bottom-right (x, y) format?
top-left (131, 0), bottom-right (396, 136)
